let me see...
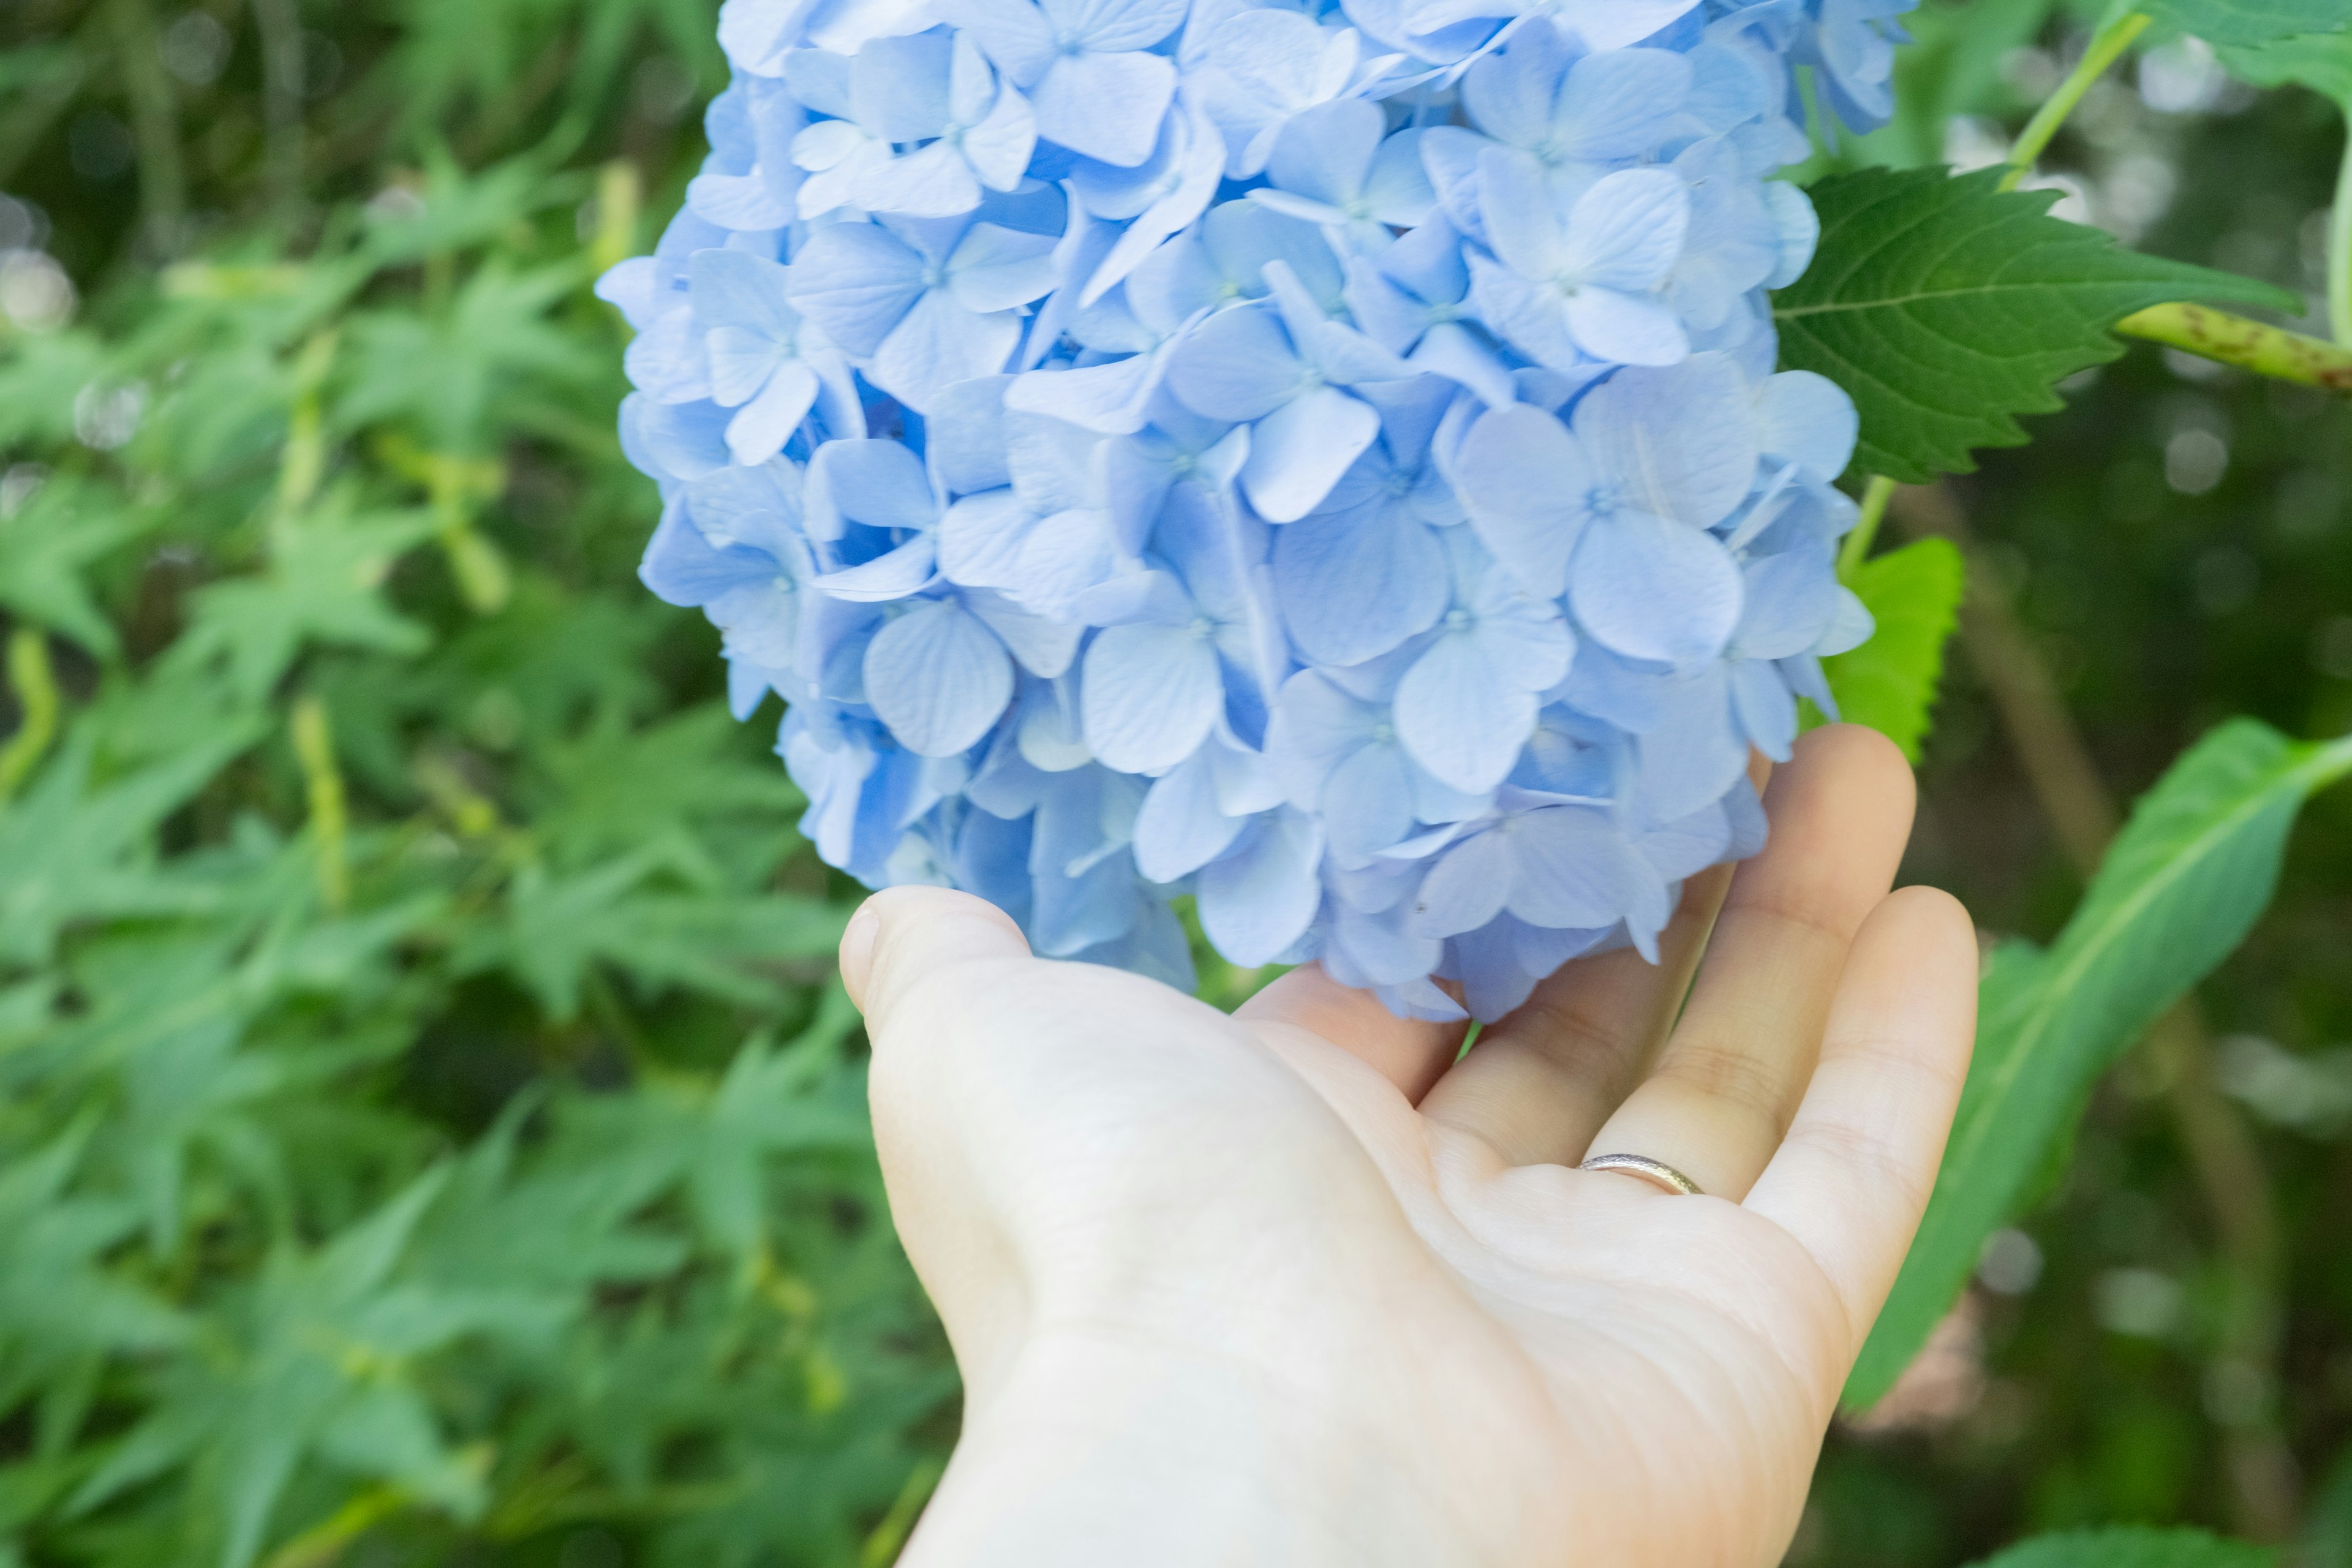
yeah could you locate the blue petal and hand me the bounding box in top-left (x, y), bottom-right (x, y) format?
top-left (1272, 502), bottom-right (1448, 665)
top-left (1568, 510), bottom-right (1743, 668)
top-left (1240, 385), bottom-right (1381, 523)
top-left (783, 223), bottom-right (924, 355)
top-left (1454, 404), bottom-right (1593, 599)
top-left (1408, 829), bottom-right (1514, 939)
top-left (1396, 631), bottom-right (1539, 795)
top-left (1575, 354), bottom-right (1760, 529)
top-left (871, 292), bottom-right (1022, 412)
top-left (1080, 620), bottom-right (1223, 772)
top-left (862, 598), bottom-right (1015, 756)
top-left (1166, 305), bottom-right (1302, 423)
top-left (1196, 808), bottom-right (1324, 966)
top-left (1133, 747), bottom-right (1249, 881)
top-left (1032, 49), bottom-right (1175, 167)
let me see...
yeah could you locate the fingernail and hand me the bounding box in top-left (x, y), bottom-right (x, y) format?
top-left (839, 900), bottom-right (881, 1012)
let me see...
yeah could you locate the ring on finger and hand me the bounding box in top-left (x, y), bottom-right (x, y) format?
top-left (1579, 1153), bottom-right (1704, 1197)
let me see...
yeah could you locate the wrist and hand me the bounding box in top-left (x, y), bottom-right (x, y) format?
top-left (902, 1329), bottom-right (1499, 1568)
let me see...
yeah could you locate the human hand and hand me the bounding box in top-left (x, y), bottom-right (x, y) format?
top-left (842, 725), bottom-right (1978, 1568)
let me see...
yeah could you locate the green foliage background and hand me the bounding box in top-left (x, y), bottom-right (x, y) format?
top-left (1, 0), bottom-right (2351, 1564)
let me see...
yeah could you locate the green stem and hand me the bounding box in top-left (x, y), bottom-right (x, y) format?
top-left (291, 695), bottom-right (349, 913)
top-left (2331, 103), bottom-right (2352, 349)
top-left (2002, 10), bottom-right (2153, 191)
top-left (107, 0), bottom-right (188, 249)
top-left (2116, 303), bottom-right (2352, 394)
top-left (0, 628), bottom-right (60, 805)
top-left (1838, 475), bottom-right (1898, 580)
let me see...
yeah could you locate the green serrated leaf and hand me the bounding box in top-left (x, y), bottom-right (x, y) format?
top-left (1775, 167), bottom-right (2299, 483)
top-left (1966, 1526), bottom-right (2281, 1567)
top-left (2143, 0), bottom-right (2351, 48)
top-left (1847, 719), bottom-right (2352, 1409)
top-left (2215, 28), bottom-right (2352, 101)
top-left (1826, 537), bottom-right (1964, 763)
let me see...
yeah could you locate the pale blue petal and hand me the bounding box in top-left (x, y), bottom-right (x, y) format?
top-left (1731, 657), bottom-right (1798, 761)
top-left (1396, 631), bottom-right (1538, 794)
top-left (1321, 740), bottom-right (1417, 864)
top-left (1562, 288), bottom-right (1688, 368)
top-left (1053, 0), bottom-right (1187, 52)
top-left (946, 221), bottom-right (1064, 312)
top-left (1507, 805), bottom-right (1667, 933)
top-left (1574, 354), bottom-right (1759, 529)
top-left (1080, 620), bottom-right (1222, 772)
top-left (1408, 829), bottom-right (1515, 939)
top-left (1758, 369), bottom-right (1858, 478)
top-left (1568, 510), bottom-right (1743, 668)
top-left (1634, 662), bottom-right (1746, 824)
top-left (924, 374), bottom-right (1014, 495)
top-left (1562, 168), bottom-right (1688, 293)
top-left (1454, 404), bottom-right (1593, 598)
top-left (808, 438), bottom-right (937, 536)
top-left (812, 534), bottom-right (938, 601)
top-left (1196, 808), bottom-right (1324, 966)
top-left (1734, 546), bottom-right (1837, 660)
top-left (1558, 47), bottom-right (1694, 161)
top-left (1241, 385), bottom-right (1381, 523)
top-left (783, 224), bottom-right (924, 355)
top-left (862, 598), bottom-right (1015, 756)
top-left (725, 361), bottom-right (819, 465)
top-left (1133, 748), bottom-right (1248, 881)
top-left (1272, 502), bottom-right (1448, 665)
top-left (871, 292), bottom-right (1022, 412)
top-left (1267, 98), bottom-right (1384, 211)
top-left (963, 586), bottom-right (1085, 677)
top-left (1166, 305), bottom-right (1302, 422)
top-left (850, 31), bottom-right (954, 141)
top-left (1033, 50), bottom-right (1176, 167)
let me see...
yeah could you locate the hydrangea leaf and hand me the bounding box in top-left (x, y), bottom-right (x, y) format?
top-left (2214, 28), bottom-right (2352, 101)
top-left (1773, 167), bottom-right (2299, 484)
top-left (1823, 536), bottom-right (1963, 764)
top-left (2141, 0), bottom-right (2351, 48)
top-left (1846, 720), bottom-right (2352, 1411)
top-left (1963, 1528), bottom-right (2280, 1568)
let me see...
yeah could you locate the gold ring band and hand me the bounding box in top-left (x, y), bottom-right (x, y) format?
top-left (1579, 1153), bottom-right (1703, 1197)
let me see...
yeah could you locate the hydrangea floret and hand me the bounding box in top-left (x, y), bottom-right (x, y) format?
top-left (602, 0), bottom-right (1914, 1022)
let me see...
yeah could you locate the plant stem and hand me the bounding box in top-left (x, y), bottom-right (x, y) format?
top-left (2002, 10), bottom-right (2152, 192)
top-left (292, 695), bottom-right (350, 913)
top-left (1889, 482), bottom-right (2300, 1540)
top-left (1838, 475), bottom-right (1898, 581)
top-left (2116, 303), bottom-right (2352, 393)
top-left (107, 0), bottom-right (187, 251)
top-left (0, 627), bottom-right (60, 804)
top-left (248, 0), bottom-right (307, 213)
top-left (2331, 104), bottom-right (2352, 349)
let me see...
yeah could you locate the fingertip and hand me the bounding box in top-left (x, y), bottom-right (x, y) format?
top-left (1792, 723), bottom-right (1915, 813)
top-left (843, 886), bottom-right (1031, 1028)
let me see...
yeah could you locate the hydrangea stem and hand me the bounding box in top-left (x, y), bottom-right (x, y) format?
top-left (0, 627), bottom-right (59, 805)
top-left (2331, 109), bottom-right (2352, 349)
top-left (2114, 303), bottom-right (2352, 393)
top-left (2001, 9), bottom-right (2152, 192)
top-left (292, 695), bottom-right (350, 913)
top-left (1838, 474), bottom-right (1898, 578)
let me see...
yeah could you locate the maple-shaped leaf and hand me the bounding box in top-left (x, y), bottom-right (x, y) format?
top-left (1775, 167), bottom-right (2297, 483)
top-left (170, 496), bottom-right (436, 700)
top-left (0, 475), bottom-right (145, 657)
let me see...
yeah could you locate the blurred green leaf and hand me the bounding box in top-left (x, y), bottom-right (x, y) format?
top-left (1776, 167), bottom-right (2299, 482)
top-left (1848, 719), bottom-right (2352, 1408)
top-left (2143, 0), bottom-right (2352, 47)
top-left (1826, 537), bottom-right (1965, 764)
top-left (2215, 28), bottom-right (2352, 102)
top-left (1966, 1526), bottom-right (2280, 1566)
top-left (0, 475), bottom-right (143, 657)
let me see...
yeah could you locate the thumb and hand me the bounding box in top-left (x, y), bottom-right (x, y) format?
top-left (840, 885), bottom-right (1033, 1035)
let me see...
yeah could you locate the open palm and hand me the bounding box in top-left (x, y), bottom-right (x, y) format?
top-left (846, 726), bottom-right (1977, 1568)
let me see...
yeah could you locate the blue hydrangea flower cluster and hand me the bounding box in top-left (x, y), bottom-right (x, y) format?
top-left (601, 0), bottom-right (1912, 1022)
